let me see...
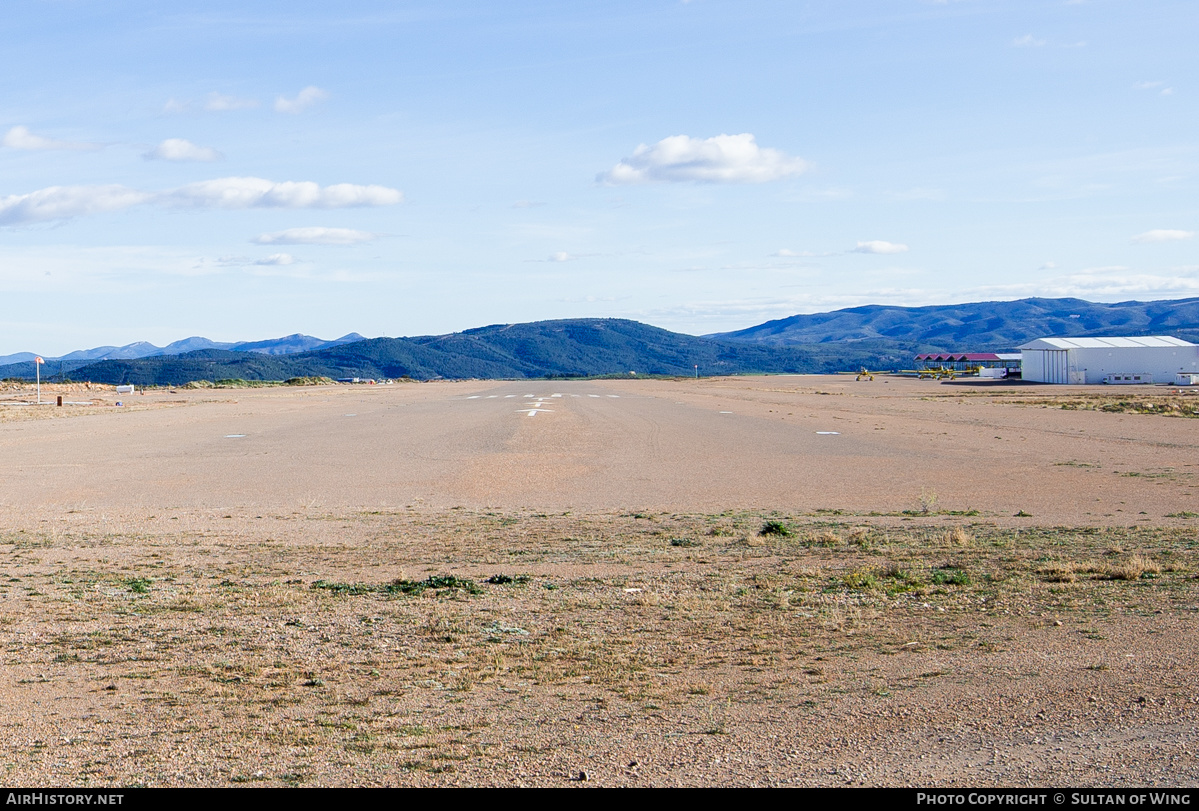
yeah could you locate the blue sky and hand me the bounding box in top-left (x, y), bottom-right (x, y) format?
top-left (2, 0), bottom-right (1196, 354)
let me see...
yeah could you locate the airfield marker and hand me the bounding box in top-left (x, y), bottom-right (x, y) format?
top-left (34, 356), bottom-right (43, 404)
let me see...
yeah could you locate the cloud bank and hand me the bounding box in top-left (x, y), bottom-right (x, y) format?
top-left (253, 227), bottom-right (379, 245)
top-left (145, 138), bottom-right (223, 162)
top-left (166, 177), bottom-right (401, 209)
top-left (598, 134), bottom-right (808, 184)
top-left (0, 178), bottom-right (402, 225)
top-left (3, 126), bottom-right (100, 151)
top-left (1131, 229), bottom-right (1193, 243)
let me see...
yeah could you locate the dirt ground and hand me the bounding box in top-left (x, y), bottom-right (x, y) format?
top-left (1, 375), bottom-right (1196, 787)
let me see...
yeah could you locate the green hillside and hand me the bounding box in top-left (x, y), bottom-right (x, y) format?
top-left (709, 297), bottom-right (1199, 348)
top-left (35, 319), bottom-right (915, 385)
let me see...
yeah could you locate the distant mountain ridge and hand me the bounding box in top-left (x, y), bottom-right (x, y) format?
top-left (3, 297), bottom-right (1198, 386)
top-left (0, 332), bottom-right (367, 369)
top-left (5, 320), bottom-right (913, 386)
top-left (707, 297), bottom-right (1199, 348)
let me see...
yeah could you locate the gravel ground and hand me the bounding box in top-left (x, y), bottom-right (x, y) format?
top-left (1, 377), bottom-right (1196, 786)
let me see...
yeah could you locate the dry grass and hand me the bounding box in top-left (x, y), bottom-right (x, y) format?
top-left (0, 508), bottom-right (1195, 786)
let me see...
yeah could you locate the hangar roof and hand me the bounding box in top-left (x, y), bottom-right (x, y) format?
top-left (1018, 336), bottom-right (1196, 350)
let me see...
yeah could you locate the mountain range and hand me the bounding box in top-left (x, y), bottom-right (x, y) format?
top-left (2, 296), bottom-right (1197, 385)
top-left (0, 332), bottom-right (366, 368)
top-left (708, 297), bottom-right (1199, 346)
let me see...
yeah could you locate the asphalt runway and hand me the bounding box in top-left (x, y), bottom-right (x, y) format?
top-left (1, 376), bottom-right (1196, 522)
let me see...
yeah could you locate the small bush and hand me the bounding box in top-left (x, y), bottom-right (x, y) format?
top-left (1099, 555), bottom-right (1161, 581)
top-left (932, 568), bottom-right (970, 586)
top-left (942, 527), bottom-right (973, 546)
top-left (312, 575), bottom-right (481, 597)
top-left (759, 520), bottom-right (792, 537)
top-left (485, 574), bottom-right (530, 585)
top-left (842, 569), bottom-right (879, 591)
top-left (1037, 562), bottom-right (1078, 583)
top-left (670, 537), bottom-right (700, 548)
top-left (812, 531), bottom-right (841, 547)
top-left (918, 488), bottom-right (938, 514)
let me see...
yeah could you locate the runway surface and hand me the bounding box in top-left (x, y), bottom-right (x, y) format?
top-left (1, 376), bottom-right (1196, 522)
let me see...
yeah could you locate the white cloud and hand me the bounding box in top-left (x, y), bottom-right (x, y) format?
top-left (253, 227), bottom-right (379, 245)
top-left (1040, 261), bottom-right (1058, 270)
top-left (204, 92), bottom-right (259, 112)
top-left (274, 86), bottom-right (329, 114)
top-left (1135, 81), bottom-right (1165, 90)
top-left (144, 138), bottom-right (223, 162)
top-left (164, 177), bottom-right (402, 209)
top-left (598, 133), bottom-right (808, 184)
top-left (1013, 34), bottom-right (1047, 47)
top-left (1160, 88), bottom-right (1175, 96)
top-left (512, 200), bottom-right (545, 209)
top-left (0, 185), bottom-right (152, 225)
top-left (0, 178), bottom-right (401, 225)
top-left (163, 98), bottom-right (189, 114)
top-left (852, 240), bottom-right (909, 254)
top-left (2, 126), bottom-right (100, 151)
top-left (1131, 229), bottom-right (1194, 244)
top-left (254, 253), bottom-right (297, 266)
top-left (549, 251), bottom-right (574, 262)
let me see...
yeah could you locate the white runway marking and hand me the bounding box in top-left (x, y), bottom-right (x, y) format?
top-left (344, 414), bottom-right (356, 417)
top-left (225, 434), bottom-right (246, 438)
top-left (816, 431), bottom-right (840, 435)
top-left (461, 390), bottom-right (626, 419)
top-left (719, 411), bottom-right (732, 414)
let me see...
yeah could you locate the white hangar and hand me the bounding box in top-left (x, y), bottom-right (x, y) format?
top-left (1019, 336), bottom-right (1199, 385)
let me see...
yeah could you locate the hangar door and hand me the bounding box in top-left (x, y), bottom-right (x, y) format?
top-left (1040, 350), bottom-right (1069, 384)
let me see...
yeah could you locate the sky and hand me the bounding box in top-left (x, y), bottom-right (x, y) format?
top-left (1, 0), bottom-right (1197, 355)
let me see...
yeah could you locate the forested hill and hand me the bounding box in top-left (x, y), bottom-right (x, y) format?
top-left (36, 319), bottom-right (915, 386)
top-left (708, 297), bottom-right (1199, 348)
